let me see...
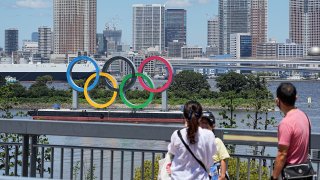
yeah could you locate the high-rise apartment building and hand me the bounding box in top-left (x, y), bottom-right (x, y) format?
top-left (219, 0), bottom-right (267, 56)
top-left (165, 9), bottom-right (187, 47)
top-left (219, 0), bottom-right (249, 55)
top-left (290, 0), bottom-right (320, 54)
top-left (132, 4), bottom-right (165, 52)
top-left (207, 16), bottom-right (220, 56)
top-left (250, 0), bottom-right (268, 57)
top-left (207, 16), bottom-right (219, 47)
top-left (53, 0), bottom-right (96, 55)
top-left (5, 28), bottom-right (19, 55)
top-left (38, 26), bottom-right (52, 58)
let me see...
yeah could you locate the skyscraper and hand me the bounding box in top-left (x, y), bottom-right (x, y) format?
top-left (219, 0), bottom-right (267, 56)
top-left (207, 16), bottom-right (219, 47)
top-left (250, 0), bottom-right (268, 57)
top-left (38, 26), bottom-right (52, 58)
top-left (165, 9), bottom-right (187, 47)
top-left (290, 0), bottom-right (320, 54)
top-left (132, 4), bottom-right (165, 52)
top-left (96, 33), bottom-right (106, 55)
top-left (53, 0), bottom-right (96, 55)
top-left (5, 28), bottom-right (19, 55)
top-left (207, 16), bottom-right (220, 56)
top-left (219, 0), bottom-right (249, 55)
top-left (103, 27), bottom-right (122, 53)
top-left (31, 32), bottom-right (39, 42)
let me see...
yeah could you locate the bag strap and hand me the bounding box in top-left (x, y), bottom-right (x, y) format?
top-left (177, 130), bottom-right (209, 173)
top-left (305, 112), bottom-right (311, 155)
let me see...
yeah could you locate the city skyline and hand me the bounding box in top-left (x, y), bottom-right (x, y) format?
top-left (0, 0), bottom-right (289, 49)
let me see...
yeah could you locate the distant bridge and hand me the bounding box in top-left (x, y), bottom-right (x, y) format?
top-left (166, 58), bottom-right (320, 73)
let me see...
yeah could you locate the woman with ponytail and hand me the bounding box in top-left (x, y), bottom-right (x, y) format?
top-left (167, 100), bottom-right (217, 179)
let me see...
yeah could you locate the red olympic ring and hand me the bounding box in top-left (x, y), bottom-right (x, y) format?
top-left (137, 56), bottom-right (173, 93)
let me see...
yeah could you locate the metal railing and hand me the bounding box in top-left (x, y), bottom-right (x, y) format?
top-left (0, 119), bottom-right (319, 179)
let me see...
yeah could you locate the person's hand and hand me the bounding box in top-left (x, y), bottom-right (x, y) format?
top-left (218, 175), bottom-right (226, 180)
top-left (166, 162), bottom-right (172, 174)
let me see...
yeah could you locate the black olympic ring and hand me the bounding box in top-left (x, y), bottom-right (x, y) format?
top-left (101, 56), bottom-right (137, 92)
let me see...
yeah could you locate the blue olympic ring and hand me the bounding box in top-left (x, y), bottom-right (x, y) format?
top-left (66, 56), bottom-right (100, 92)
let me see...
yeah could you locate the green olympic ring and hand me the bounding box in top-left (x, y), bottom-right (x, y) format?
top-left (119, 73), bottom-right (155, 109)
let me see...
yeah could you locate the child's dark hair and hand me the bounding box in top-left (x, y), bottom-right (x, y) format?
top-left (183, 100), bottom-right (203, 144)
top-left (202, 111), bottom-right (215, 127)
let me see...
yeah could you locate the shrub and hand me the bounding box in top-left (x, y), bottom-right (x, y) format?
top-left (133, 156), bottom-right (270, 180)
top-left (227, 157), bottom-right (269, 179)
top-left (134, 155), bottom-right (161, 180)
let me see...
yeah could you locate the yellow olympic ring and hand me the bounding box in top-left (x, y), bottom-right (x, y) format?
top-left (84, 72), bottom-right (118, 108)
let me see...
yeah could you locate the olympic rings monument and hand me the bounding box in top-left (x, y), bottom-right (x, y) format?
top-left (67, 55), bottom-right (173, 110)
top-left (28, 56), bottom-right (184, 123)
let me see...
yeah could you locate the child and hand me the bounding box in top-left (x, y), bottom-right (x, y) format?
top-left (200, 111), bottom-right (230, 180)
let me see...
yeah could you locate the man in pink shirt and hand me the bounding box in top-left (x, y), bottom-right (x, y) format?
top-left (271, 82), bottom-right (311, 180)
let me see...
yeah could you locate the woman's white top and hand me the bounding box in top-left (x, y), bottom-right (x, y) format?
top-left (168, 127), bottom-right (217, 180)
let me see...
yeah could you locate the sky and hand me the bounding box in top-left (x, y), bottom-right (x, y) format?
top-left (0, 0), bottom-right (289, 49)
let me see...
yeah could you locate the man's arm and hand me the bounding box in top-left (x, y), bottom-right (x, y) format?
top-left (272, 144), bottom-right (289, 179)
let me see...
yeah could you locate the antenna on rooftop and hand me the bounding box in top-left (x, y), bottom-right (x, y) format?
top-left (111, 16), bottom-right (120, 30)
top-left (105, 22), bottom-right (111, 30)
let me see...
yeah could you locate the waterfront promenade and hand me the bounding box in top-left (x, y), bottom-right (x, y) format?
top-left (1, 80), bottom-right (320, 179)
top-left (0, 119), bottom-right (319, 179)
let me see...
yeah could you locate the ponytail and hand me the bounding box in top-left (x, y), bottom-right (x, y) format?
top-left (183, 101), bottom-right (202, 144)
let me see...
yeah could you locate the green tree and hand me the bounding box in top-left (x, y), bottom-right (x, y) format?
top-left (240, 75), bottom-right (276, 155)
top-left (0, 76), bottom-right (6, 87)
top-left (26, 75), bottom-right (54, 98)
top-left (35, 75), bottom-right (53, 84)
top-left (219, 91), bottom-right (238, 129)
top-left (169, 70), bottom-right (210, 98)
top-left (74, 79), bottom-right (85, 88)
top-left (243, 80), bottom-right (275, 129)
top-left (0, 87), bottom-right (15, 119)
top-left (27, 83), bottom-right (50, 98)
top-left (5, 83), bottom-right (27, 98)
top-left (216, 72), bottom-right (247, 93)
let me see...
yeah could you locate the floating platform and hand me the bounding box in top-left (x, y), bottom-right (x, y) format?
top-left (27, 109), bottom-right (184, 124)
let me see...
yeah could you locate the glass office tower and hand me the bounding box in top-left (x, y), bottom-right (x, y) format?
top-left (165, 9), bottom-right (187, 47)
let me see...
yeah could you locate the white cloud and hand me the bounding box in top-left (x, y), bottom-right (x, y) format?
top-left (165, 0), bottom-right (192, 8)
top-left (16, 0), bottom-right (49, 9)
